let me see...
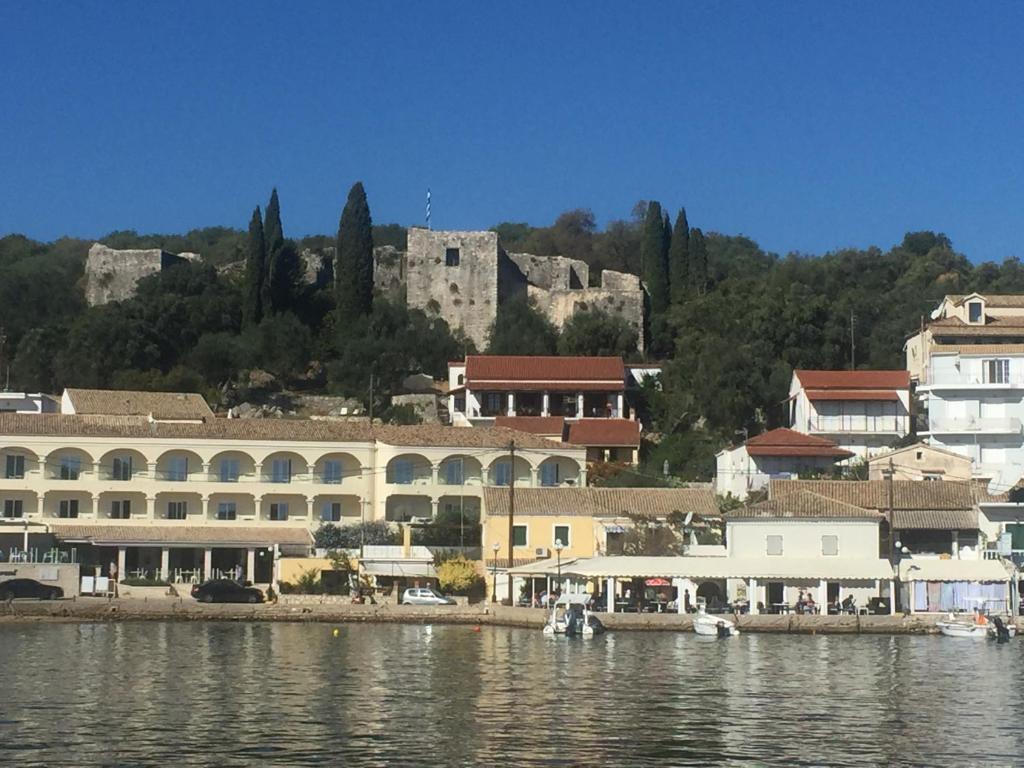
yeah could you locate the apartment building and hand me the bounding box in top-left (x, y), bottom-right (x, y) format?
top-left (0, 389), bottom-right (586, 584)
top-left (908, 293), bottom-right (1024, 491)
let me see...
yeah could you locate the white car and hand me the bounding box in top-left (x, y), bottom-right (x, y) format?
top-left (401, 587), bottom-right (455, 606)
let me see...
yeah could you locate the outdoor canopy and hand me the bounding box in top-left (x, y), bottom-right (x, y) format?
top-left (563, 556), bottom-right (895, 581)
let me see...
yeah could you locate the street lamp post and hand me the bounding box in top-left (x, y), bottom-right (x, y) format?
top-left (491, 542), bottom-right (500, 603)
top-left (554, 539), bottom-right (564, 594)
top-left (893, 540), bottom-right (910, 613)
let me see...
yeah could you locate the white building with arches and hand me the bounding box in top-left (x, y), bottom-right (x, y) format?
top-left (0, 389), bottom-right (586, 585)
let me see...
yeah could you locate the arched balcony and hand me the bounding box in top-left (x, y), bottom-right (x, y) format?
top-left (97, 448), bottom-right (149, 482)
top-left (154, 491), bottom-right (203, 521)
top-left (385, 494), bottom-right (433, 522)
top-left (0, 491), bottom-right (38, 519)
top-left (206, 493), bottom-right (257, 522)
top-left (538, 456), bottom-right (582, 487)
top-left (386, 454), bottom-right (433, 486)
top-left (258, 493), bottom-right (308, 522)
top-left (155, 449), bottom-right (203, 482)
top-left (45, 447), bottom-right (95, 481)
top-left (313, 494), bottom-right (362, 523)
top-left (437, 455), bottom-right (483, 486)
top-left (42, 490), bottom-right (94, 519)
top-left (96, 490), bottom-right (148, 520)
top-left (0, 447), bottom-right (40, 481)
top-left (314, 452), bottom-right (362, 485)
top-left (487, 456), bottom-right (532, 487)
top-left (209, 450), bottom-right (257, 484)
top-left (261, 452), bottom-right (310, 485)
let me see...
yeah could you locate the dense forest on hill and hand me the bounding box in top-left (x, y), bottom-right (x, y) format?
top-left (4, 190), bottom-right (1024, 481)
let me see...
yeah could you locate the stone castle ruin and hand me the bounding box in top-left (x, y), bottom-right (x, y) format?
top-left (84, 229), bottom-right (646, 350)
top-left (85, 243), bottom-right (197, 306)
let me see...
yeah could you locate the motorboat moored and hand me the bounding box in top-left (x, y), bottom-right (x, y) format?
top-left (693, 608), bottom-right (740, 637)
top-left (542, 594), bottom-right (606, 637)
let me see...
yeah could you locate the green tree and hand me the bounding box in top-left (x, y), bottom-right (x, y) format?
top-left (558, 309), bottom-right (638, 357)
top-left (336, 181), bottom-right (374, 320)
top-left (689, 227), bottom-right (708, 295)
top-left (436, 556), bottom-right (485, 596)
top-left (242, 207), bottom-right (265, 326)
top-left (668, 208), bottom-right (690, 304)
top-left (640, 201), bottom-right (670, 315)
top-left (262, 189), bottom-right (284, 313)
top-left (486, 295), bottom-right (559, 355)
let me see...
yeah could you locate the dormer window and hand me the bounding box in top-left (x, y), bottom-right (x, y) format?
top-left (968, 300), bottom-right (983, 324)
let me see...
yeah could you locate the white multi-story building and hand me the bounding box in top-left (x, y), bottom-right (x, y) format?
top-left (908, 293), bottom-right (1024, 490)
top-left (0, 389), bottom-right (586, 584)
top-left (0, 392), bottom-right (58, 414)
top-left (788, 370), bottom-right (912, 460)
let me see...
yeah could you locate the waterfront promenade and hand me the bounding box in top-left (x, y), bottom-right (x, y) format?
top-left (0, 596), bottom-right (1013, 634)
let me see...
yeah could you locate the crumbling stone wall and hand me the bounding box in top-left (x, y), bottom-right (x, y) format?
top-left (373, 245), bottom-right (406, 301)
top-left (506, 253), bottom-right (588, 290)
top-left (405, 229), bottom-right (501, 350)
top-left (84, 243), bottom-right (187, 306)
top-left (528, 269), bottom-right (645, 351)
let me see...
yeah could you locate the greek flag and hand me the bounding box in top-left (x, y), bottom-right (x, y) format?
top-left (426, 188), bottom-right (431, 230)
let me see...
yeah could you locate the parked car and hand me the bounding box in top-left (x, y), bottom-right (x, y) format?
top-left (0, 578), bottom-right (63, 601)
top-left (191, 579), bottom-right (264, 604)
top-left (401, 587), bottom-right (455, 606)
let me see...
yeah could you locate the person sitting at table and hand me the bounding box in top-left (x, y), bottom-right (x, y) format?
top-left (804, 594), bottom-right (817, 614)
top-left (841, 595), bottom-right (856, 614)
top-left (795, 590), bottom-right (806, 614)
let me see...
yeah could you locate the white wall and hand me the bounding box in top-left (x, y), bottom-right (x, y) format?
top-left (727, 519), bottom-right (880, 560)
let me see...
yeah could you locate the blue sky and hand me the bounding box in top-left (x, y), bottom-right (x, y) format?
top-left (3, 2), bottom-right (1024, 261)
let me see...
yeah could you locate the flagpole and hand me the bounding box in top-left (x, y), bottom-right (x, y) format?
top-left (426, 188), bottom-right (431, 230)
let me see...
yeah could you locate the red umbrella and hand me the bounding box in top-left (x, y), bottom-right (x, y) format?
top-left (645, 578), bottom-right (671, 587)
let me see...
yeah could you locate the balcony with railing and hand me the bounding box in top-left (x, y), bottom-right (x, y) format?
top-left (807, 414), bottom-right (909, 434)
top-left (926, 415), bottom-right (1024, 435)
top-left (924, 372), bottom-right (1024, 390)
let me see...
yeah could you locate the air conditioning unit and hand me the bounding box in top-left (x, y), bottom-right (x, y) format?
top-left (535, 547), bottom-right (549, 558)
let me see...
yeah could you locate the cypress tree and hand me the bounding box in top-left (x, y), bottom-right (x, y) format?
top-left (242, 207), bottom-right (265, 326)
top-left (640, 201), bottom-right (670, 315)
top-left (263, 188), bottom-right (284, 313)
top-left (336, 181), bottom-right (374, 319)
top-left (669, 208), bottom-right (690, 304)
top-left (689, 227), bottom-right (708, 296)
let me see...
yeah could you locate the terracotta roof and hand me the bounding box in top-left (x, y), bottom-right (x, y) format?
top-left (566, 419), bottom-right (641, 448)
top-left (0, 413), bottom-right (574, 451)
top-left (64, 388), bottom-right (214, 420)
top-left (794, 370), bottom-right (910, 390)
top-left (465, 355), bottom-right (624, 390)
top-left (729, 491), bottom-right (882, 520)
top-left (744, 428), bottom-right (853, 458)
top-left (483, 487), bottom-right (719, 518)
top-left (890, 509), bottom-right (978, 530)
top-left (866, 442), bottom-right (972, 466)
top-left (493, 416), bottom-right (566, 436)
top-left (947, 294), bottom-right (1024, 308)
top-left (50, 524), bottom-right (312, 546)
top-left (932, 344), bottom-right (1024, 355)
top-left (806, 389), bottom-right (901, 401)
top-left (468, 381), bottom-right (622, 392)
top-left (929, 317), bottom-right (1024, 337)
top-left (771, 479), bottom-right (974, 510)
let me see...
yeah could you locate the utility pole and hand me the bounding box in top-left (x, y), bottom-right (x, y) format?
top-left (507, 439), bottom-right (516, 606)
top-left (850, 311), bottom-right (856, 370)
top-left (368, 372), bottom-right (375, 422)
top-left (886, 458), bottom-right (898, 613)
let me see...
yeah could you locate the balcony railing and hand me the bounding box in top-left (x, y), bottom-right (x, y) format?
top-left (927, 416), bottom-right (1023, 435)
top-left (808, 416), bottom-right (908, 434)
top-left (926, 373), bottom-right (1024, 388)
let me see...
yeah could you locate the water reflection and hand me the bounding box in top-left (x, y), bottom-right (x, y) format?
top-left (0, 623), bottom-right (1022, 766)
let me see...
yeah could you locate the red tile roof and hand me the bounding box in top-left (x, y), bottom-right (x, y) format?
top-left (465, 356), bottom-right (625, 390)
top-left (806, 389), bottom-right (901, 401)
top-left (566, 419), bottom-right (641, 447)
top-left (794, 370), bottom-right (910, 390)
top-left (493, 416), bottom-right (566, 436)
top-left (744, 428), bottom-right (853, 458)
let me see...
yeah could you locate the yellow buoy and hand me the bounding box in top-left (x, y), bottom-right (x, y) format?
top-left (332, 628), bottom-right (340, 637)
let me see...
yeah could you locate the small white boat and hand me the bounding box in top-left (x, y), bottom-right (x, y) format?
top-left (936, 612), bottom-right (1017, 639)
top-left (542, 594), bottom-right (606, 637)
top-left (693, 608), bottom-right (739, 637)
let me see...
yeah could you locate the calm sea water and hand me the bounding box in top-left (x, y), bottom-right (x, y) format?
top-left (0, 622), bottom-right (1022, 767)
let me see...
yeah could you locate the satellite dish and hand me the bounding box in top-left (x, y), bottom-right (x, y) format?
top-left (683, 511), bottom-right (694, 528)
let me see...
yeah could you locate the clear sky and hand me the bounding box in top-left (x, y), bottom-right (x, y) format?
top-left (3, 2), bottom-right (1024, 261)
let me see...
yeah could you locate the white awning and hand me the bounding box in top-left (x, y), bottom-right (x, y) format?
top-left (361, 562), bottom-right (436, 578)
top-left (563, 556), bottom-right (894, 581)
top-left (509, 556), bottom-right (579, 576)
top-left (903, 558), bottom-right (1012, 582)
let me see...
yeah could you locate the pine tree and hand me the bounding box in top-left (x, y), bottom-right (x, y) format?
top-left (689, 227), bottom-right (708, 295)
top-left (669, 208), bottom-right (690, 304)
top-left (242, 206), bottom-right (265, 326)
top-left (336, 181), bottom-right (374, 319)
top-left (640, 201), bottom-right (670, 315)
top-left (263, 188), bottom-right (284, 313)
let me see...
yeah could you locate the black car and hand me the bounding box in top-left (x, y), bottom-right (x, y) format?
top-left (0, 578), bottom-right (63, 601)
top-left (191, 579), bottom-right (264, 604)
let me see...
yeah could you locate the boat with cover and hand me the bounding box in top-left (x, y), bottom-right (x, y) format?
top-left (693, 607), bottom-right (740, 637)
top-left (542, 594), bottom-right (606, 637)
top-left (936, 606), bottom-right (1017, 639)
